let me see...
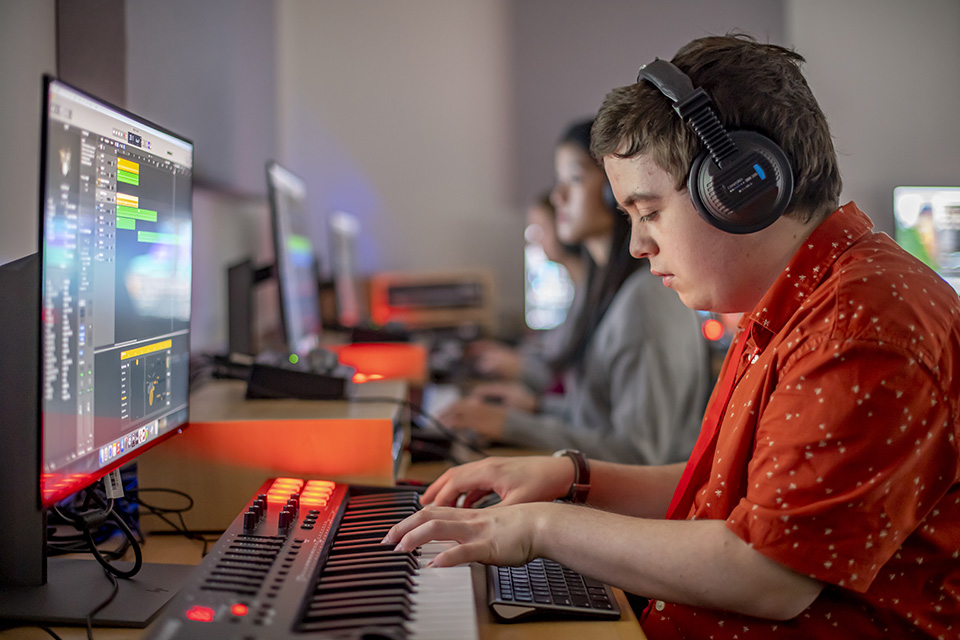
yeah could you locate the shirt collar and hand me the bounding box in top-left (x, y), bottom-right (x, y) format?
top-left (745, 202), bottom-right (874, 339)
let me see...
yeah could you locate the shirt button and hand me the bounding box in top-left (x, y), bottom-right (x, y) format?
top-left (751, 354), bottom-right (760, 364)
top-left (654, 600), bottom-right (665, 611)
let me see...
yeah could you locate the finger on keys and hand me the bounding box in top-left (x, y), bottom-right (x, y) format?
top-left (381, 507), bottom-right (426, 545)
top-left (427, 541), bottom-right (484, 568)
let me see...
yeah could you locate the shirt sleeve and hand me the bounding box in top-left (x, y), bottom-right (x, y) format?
top-left (499, 343), bottom-right (665, 462)
top-left (726, 338), bottom-right (958, 593)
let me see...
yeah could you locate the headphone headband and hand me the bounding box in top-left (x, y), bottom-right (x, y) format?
top-left (638, 58), bottom-right (737, 167)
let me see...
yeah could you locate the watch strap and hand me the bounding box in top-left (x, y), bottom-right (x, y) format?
top-left (553, 449), bottom-right (590, 504)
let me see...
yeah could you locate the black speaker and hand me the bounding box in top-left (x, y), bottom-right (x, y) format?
top-left (637, 58), bottom-right (793, 234)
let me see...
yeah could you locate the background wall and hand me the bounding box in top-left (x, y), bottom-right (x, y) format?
top-left (275, 0), bottom-right (516, 311)
top-left (277, 0), bottom-right (783, 337)
top-left (787, 0), bottom-right (960, 236)
top-left (0, 0), bottom-right (56, 265)
top-left (2, 0), bottom-right (958, 350)
top-left (509, 0), bottom-right (783, 210)
top-left (125, 0), bottom-right (278, 195)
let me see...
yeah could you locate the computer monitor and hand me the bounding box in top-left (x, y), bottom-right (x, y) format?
top-left (893, 186), bottom-right (960, 295)
top-left (523, 224), bottom-right (576, 331)
top-left (0, 76), bottom-right (194, 626)
top-left (266, 161), bottom-right (324, 357)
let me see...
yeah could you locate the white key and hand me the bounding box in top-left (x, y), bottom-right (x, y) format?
top-left (408, 541), bottom-right (478, 640)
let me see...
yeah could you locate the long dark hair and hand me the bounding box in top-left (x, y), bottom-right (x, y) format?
top-left (550, 119), bottom-right (646, 373)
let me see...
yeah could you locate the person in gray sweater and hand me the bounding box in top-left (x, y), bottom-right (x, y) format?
top-left (439, 119), bottom-right (712, 465)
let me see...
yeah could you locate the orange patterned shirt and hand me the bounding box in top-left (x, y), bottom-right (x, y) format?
top-left (643, 203), bottom-right (960, 639)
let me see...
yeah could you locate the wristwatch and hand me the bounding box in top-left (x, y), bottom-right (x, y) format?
top-left (552, 449), bottom-right (590, 504)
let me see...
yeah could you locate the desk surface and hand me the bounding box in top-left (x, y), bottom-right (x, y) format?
top-left (189, 377), bottom-right (409, 422)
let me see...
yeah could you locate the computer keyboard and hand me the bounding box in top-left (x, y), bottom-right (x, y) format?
top-left (488, 557), bottom-right (621, 621)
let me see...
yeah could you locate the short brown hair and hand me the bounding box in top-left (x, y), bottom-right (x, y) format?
top-left (591, 34), bottom-right (842, 222)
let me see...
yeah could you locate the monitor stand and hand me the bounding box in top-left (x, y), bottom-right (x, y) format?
top-left (0, 257), bottom-right (195, 629)
top-left (0, 557), bottom-right (195, 628)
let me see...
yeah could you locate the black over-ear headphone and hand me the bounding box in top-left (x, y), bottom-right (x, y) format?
top-left (637, 58), bottom-right (793, 234)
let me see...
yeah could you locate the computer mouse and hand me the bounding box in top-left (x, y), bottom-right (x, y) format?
top-left (472, 493), bottom-right (502, 509)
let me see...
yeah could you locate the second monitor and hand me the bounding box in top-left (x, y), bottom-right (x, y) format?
top-left (266, 160), bottom-right (325, 357)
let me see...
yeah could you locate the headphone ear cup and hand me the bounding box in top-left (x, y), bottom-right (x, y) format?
top-left (602, 181), bottom-right (618, 213)
top-left (688, 130), bottom-right (793, 234)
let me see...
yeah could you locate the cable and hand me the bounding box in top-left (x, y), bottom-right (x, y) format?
top-left (48, 497), bottom-right (131, 560)
top-left (80, 491), bottom-right (143, 579)
top-left (85, 568), bottom-right (119, 640)
top-left (349, 395), bottom-right (491, 458)
top-left (52, 490), bottom-right (143, 580)
top-left (128, 487), bottom-right (221, 556)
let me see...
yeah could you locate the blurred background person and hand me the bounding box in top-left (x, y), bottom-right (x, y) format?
top-left (440, 119), bottom-right (712, 465)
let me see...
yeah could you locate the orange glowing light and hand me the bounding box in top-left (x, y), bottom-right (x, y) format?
top-left (271, 477), bottom-right (305, 490)
top-left (185, 605), bottom-right (216, 622)
top-left (299, 480), bottom-right (335, 507)
top-left (352, 372), bottom-right (385, 384)
top-left (328, 343), bottom-right (427, 384)
top-left (702, 318), bottom-right (726, 342)
top-left (267, 477), bottom-right (306, 504)
top-left (230, 603), bottom-right (249, 617)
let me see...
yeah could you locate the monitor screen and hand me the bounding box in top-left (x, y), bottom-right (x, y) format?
top-left (523, 223), bottom-right (576, 331)
top-left (40, 78), bottom-right (193, 506)
top-left (893, 186), bottom-right (960, 295)
top-left (266, 161), bottom-right (323, 356)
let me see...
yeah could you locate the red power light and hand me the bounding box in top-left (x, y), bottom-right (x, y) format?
top-left (702, 318), bottom-right (725, 342)
top-left (185, 605), bottom-right (216, 622)
top-left (231, 603), bottom-right (249, 617)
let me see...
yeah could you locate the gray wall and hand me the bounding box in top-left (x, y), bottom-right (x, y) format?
top-left (272, 0), bottom-right (784, 335)
top-left (0, 0), bottom-right (56, 265)
top-left (510, 0), bottom-right (784, 210)
top-left (275, 0), bottom-right (517, 326)
top-left (788, 0), bottom-right (960, 236)
top-left (125, 0), bottom-right (277, 194)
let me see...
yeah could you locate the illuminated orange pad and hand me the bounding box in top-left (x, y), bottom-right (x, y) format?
top-left (266, 477), bottom-right (336, 508)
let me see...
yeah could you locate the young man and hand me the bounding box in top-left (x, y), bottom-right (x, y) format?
top-left (384, 35), bottom-right (960, 638)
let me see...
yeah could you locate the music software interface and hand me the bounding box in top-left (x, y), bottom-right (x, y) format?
top-left (41, 82), bottom-right (193, 483)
